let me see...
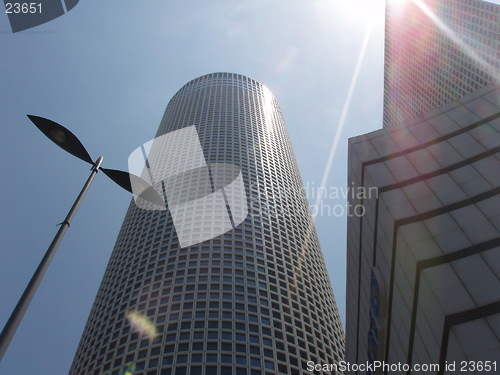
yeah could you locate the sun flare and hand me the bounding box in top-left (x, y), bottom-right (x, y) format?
top-left (346, 0), bottom-right (386, 22)
top-left (315, 0), bottom-right (386, 23)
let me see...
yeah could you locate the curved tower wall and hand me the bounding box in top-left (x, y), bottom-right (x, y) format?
top-left (70, 72), bottom-right (344, 375)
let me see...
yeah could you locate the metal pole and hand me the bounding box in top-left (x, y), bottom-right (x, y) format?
top-left (0, 156), bottom-right (103, 361)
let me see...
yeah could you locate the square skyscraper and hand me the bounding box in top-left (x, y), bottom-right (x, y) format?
top-left (346, 1), bottom-right (500, 374)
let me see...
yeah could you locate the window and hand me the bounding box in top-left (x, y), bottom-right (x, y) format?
top-left (236, 356), bottom-right (247, 365)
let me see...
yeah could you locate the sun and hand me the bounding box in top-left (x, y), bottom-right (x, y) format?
top-left (340, 0), bottom-right (386, 23)
top-left (313, 0), bottom-right (391, 27)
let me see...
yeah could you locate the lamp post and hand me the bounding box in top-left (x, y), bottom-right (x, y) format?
top-left (0, 116), bottom-right (164, 361)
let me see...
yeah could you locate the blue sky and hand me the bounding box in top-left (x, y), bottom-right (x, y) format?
top-left (0, 0), bottom-right (386, 373)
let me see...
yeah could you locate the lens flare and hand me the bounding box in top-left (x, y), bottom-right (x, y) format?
top-left (412, 0), bottom-right (499, 82)
top-left (126, 311), bottom-right (158, 340)
top-left (123, 363), bottom-right (136, 375)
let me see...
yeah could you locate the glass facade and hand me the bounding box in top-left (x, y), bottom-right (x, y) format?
top-left (384, 0), bottom-right (500, 127)
top-left (347, 0), bottom-right (500, 372)
top-left (346, 82), bottom-right (500, 375)
top-left (70, 73), bottom-right (344, 375)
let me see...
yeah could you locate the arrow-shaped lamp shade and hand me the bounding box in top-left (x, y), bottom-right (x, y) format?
top-left (26, 115), bottom-right (165, 207)
top-left (0, 115), bottom-right (166, 361)
top-left (101, 168), bottom-right (165, 207)
top-left (27, 115), bottom-right (94, 165)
